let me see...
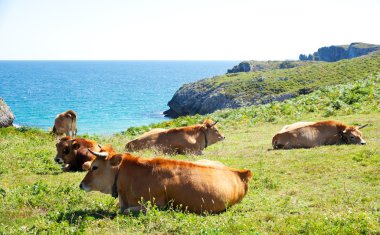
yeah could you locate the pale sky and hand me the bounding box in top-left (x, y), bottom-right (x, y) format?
top-left (0, 0), bottom-right (379, 60)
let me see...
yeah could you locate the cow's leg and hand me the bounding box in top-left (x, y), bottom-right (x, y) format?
top-left (123, 205), bottom-right (147, 215)
top-left (119, 196), bottom-right (128, 214)
top-left (194, 150), bottom-right (203, 155)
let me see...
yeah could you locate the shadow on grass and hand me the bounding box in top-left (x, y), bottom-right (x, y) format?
top-left (53, 209), bottom-right (117, 224)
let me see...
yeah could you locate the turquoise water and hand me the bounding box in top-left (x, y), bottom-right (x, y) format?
top-left (0, 61), bottom-right (236, 134)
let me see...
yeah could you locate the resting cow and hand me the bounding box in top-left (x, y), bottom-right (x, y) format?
top-left (54, 136), bottom-right (113, 172)
top-left (80, 149), bottom-right (252, 214)
top-left (272, 120), bottom-right (368, 149)
top-left (52, 110), bottom-right (77, 137)
top-left (125, 119), bottom-right (224, 155)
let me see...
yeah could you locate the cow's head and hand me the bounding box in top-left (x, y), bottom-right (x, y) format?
top-left (80, 148), bottom-right (121, 195)
top-left (341, 124), bottom-right (367, 145)
top-left (202, 119), bottom-right (225, 145)
top-left (54, 136), bottom-right (78, 164)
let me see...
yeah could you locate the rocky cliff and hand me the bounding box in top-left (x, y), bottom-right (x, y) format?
top-left (299, 42), bottom-right (380, 62)
top-left (0, 97), bottom-right (15, 127)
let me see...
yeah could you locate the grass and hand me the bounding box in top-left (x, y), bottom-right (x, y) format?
top-left (0, 76), bottom-right (379, 234)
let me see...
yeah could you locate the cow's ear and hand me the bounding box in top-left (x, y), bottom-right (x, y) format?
top-left (82, 161), bottom-right (92, 171)
top-left (72, 141), bottom-right (81, 150)
top-left (110, 154), bottom-right (122, 166)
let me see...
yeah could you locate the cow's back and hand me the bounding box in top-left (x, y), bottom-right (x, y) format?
top-left (119, 158), bottom-right (251, 213)
top-left (279, 121), bottom-right (316, 133)
top-left (125, 127), bottom-right (196, 153)
top-left (125, 129), bottom-right (167, 151)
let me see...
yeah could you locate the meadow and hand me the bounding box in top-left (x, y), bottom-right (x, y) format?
top-left (0, 76), bottom-right (379, 234)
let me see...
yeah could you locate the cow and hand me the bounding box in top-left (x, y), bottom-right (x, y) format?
top-left (125, 119), bottom-right (224, 155)
top-left (79, 148), bottom-right (252, 214)
top-left (54, 136), bottom-right (114, 172)
top-left (272, 120), bottom-right (368, 149)
top-left (52, 110), bottom-right (77, 137)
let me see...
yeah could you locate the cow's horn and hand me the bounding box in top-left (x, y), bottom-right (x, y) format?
top-left (210, 120), bottom-right (219, 127)
top-left (88, 148), bottom-right (108, 158)
top-left (358, 124), bottom-right (368, 129)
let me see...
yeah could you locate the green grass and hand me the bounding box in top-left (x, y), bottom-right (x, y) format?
top-left (0, 77), bottom-right (379, 234)
top-left (189, 55), bottom-right (380, 105)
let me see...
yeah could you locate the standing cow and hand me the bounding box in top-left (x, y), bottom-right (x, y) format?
top-left (125, 119), bottom-right (224, 155)
top-left (52, 110), bottom-right (77, 137)
top-left (272, 120), bottom-right (368, 149)
top-left (80, 148), bottom-right (252, 214)
top-left (54, 136), bottom-right (114, 172)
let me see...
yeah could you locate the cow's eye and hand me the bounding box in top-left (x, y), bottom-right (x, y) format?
top-left (92, 166), bottom-right (98, 171)
top-left (350, 136), bottom-right (355, 139)
top-left (63, 147), bottom-right (70, 155)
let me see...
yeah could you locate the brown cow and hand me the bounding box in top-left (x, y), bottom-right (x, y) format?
top-left (52, 110), bottom-right (77, 137)
top-left (80, 149), bottom-right (252, 214)
top-left (54, 136), bottom-right (114, 172)
top-left (125, 119), bottom-right (224, 155)
top-left (272, 120), bottom-right (368, 149)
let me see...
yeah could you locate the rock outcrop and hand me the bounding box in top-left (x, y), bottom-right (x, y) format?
top-left (163, 81), bottom-right (296, 118)
top-left (299, 42), bottom-right (380, 62)
top-left (227, 60), bottom-right (310, 73)
top-left (164, 83), bottom-right (242, 117)
top-left (0, 97), bottom-right (15, 127)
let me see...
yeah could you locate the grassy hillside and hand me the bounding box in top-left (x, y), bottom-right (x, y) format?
top-left (195, 55), bottom-right (380, 102)
top-left (0, 76), bottom-right (379, 234)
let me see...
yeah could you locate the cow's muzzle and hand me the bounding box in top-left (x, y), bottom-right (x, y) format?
top-left (360, 141), bottom-right (366, 145)
top-left (54, 157), bottom-right (63, 164)
top-left (79, 182), bottom-right (90, 191)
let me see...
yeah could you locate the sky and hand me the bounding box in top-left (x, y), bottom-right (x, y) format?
top-left (0, 0), bottom-right (379, 60)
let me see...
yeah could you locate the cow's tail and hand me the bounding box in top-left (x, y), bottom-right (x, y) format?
top-left (66, 110), bottom-right (77, 137)
top-left (65, 110), bottom-right (77, 119)
top-left (51, 125), bottom-right (57, 134)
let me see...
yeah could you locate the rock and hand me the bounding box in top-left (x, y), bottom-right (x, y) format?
top-left (227, 62), bottom-right (251, 73)
top-left (227, 60), bottom-right (309, 74)
top-left (0, 97), bottom-right (15, 127)
top-left (164, 80), bottom-right (296, 117)
top-left (299, 42), bottom-right (380, 62)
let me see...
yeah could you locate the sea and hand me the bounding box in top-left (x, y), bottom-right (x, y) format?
top-left (0, 61), bottom-right (237, 134)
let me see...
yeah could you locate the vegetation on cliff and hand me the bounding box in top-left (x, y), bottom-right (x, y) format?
top-left (165, 54), bottom-right (380, 117)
